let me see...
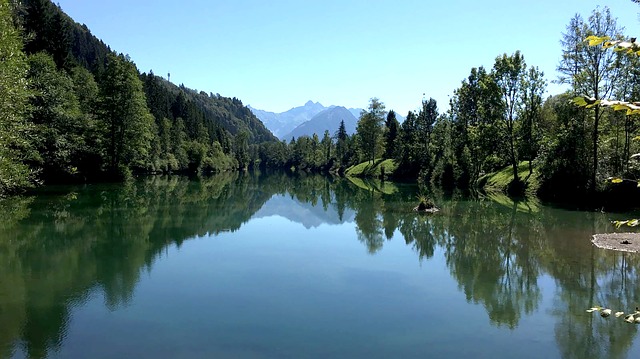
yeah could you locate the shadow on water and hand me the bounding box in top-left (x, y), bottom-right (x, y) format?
top-left (1, 171), bottom-right (640, 358)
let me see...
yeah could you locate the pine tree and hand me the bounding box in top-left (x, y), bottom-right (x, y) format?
top-left (383, 110), bottom-right (400, 159)
top-left (335, 120), bottom-right (349, 167)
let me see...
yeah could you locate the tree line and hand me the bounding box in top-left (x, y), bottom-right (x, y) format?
top-left (257, 5), bottom-right (639, 204)
top-left (0, 0), bottom-right (275, 196)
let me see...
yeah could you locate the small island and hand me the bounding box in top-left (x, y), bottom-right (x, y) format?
top-left (592, 233), bottom-right (640, 253)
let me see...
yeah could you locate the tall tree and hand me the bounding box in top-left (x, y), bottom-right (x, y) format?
top-left (234, 130), bottom-right (249, 170)
top-left (519, 66), bottom-right (546, 176)
top-left (558, 7), bottom-right (623, 192)
top-left (356, 97), bottom-right (386, 164)
top-left (321, 130), bottom-right (333, 166)
top-left (415, 98), bottom-right (438, 171)
top-left (97, 53), bottom-right (154, 177)
top-left (493, 51), bottom-right (526, 186)
top-left (27, 52), bottom-right (88, 181)
top-left (383, 110), bottom-right (400, 159)
top-left (450, 66), bottom-right (501, 186)
top-left (335, 120), bottom-right (349, 167)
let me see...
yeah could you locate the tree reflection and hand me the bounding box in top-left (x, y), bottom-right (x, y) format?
top-left (0, 172), bottom-right (273, 358)
top-left (2, 173), bottom-right (640, 358)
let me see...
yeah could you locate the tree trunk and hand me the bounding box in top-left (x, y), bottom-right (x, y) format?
top-left (591, 105), bottom-right (600, 194)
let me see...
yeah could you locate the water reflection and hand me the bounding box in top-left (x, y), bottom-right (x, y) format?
top-left (0, 172), bottom-right (639, 358)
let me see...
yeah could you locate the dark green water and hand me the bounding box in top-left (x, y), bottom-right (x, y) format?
top-left (1, 172), bottom-right (640, 359)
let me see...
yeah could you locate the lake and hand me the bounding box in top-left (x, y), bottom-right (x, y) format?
top-left (1, 172), bottom-right (640, 358)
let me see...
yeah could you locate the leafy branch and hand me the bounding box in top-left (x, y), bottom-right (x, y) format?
top-left (574, 35), bottom-right (640, 228)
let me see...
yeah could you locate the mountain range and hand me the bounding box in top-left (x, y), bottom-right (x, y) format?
top-left (249, 101), bottom-right (362, 139)
top-left (250, 101), bottom-right (406, 140)
top-left (283, 106), bottom-right (359, 140)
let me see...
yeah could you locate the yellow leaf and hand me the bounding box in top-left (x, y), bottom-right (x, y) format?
top-left (613, 220), bottom-right (628, 228)
top-left (610, 177), bottom-right (623, 184)
top-left (573, 97), bottom-right (587, 106)
top-left (586, 35), bottom-right (609, 46)
top-left (612, 104), bottom-right (630, 111)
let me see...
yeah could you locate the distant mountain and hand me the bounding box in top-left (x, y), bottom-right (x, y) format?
top-left (249, 101), bottom-right (327, 139)
top-left (250, 101), bottom-right (365, 139)
top-left (250, 101), bottom-right (405, 140)
top-left (348, 108), bottom-right (362, 119)
top-left (283, 106), bottom-right (358, 140)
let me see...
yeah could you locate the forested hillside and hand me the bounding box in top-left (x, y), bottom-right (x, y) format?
top-left (0, 0), bottom-right (276, 196)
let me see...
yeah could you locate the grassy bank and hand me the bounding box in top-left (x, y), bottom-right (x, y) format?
top-left (345, 159), bottom-right (398, 179)
top-left (477, 161), bottom-right (539, 196)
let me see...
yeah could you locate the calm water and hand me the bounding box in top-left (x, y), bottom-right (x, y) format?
top-left (2, 172), bottom-right (640, 359)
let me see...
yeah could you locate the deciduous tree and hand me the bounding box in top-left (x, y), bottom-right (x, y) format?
top-left (356, 98), bottom-right (386, 164)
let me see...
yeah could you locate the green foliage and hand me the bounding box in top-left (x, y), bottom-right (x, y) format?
top-left (383, 110), bottom-right (400, 159)
top-left (233, 130), bottom-right (250, 170)
top-left (478, 161), bottom-right (539, 196)
top-left (415, 193), bottom-right (436, 209)
top-left (345, 159), bottom-right (397, 180)
top-left (558, 7), bottom-right (623, 193)
top-left (450, 66), bottom-right (503, 186)
top-left (97, 53), bottom-right (154, 177)
top-left (356, 98), bottom-right (386, 164)
top-left (0, 0), bottom-right (35, 195)
top-left (493, 51), bottom-right (526, 186)
top-left (537, 93), bottom-right (592, 200)
top-left (27, 53), bottom-right (94, 181)
top-left (396, 98), bottom-right (439, 180)
top-left (22, 0), bottom-right (71, 68)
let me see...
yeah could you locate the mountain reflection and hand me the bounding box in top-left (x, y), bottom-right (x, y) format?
top-left (1, 172), bottom-right (640, 358)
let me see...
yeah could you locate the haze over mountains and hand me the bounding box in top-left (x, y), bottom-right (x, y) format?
top-left (250, 101), bottom-right (406, 140)
top-left (283, 106), bottom-right (360, 140)
top-left (249, 101), bottom-right (362, 139)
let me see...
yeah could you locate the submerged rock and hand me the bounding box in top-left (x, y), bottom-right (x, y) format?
top-left (413, 198), bottom-right (440, 213)
top-left (413, 205), bottom-right (440, 213)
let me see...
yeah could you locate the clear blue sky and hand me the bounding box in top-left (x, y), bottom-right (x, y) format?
top-left (56, 0), bottom-right (640, 115)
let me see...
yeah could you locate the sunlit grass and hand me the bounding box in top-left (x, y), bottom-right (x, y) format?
top-left (345, 159), bottom-right (397, 179)
top-left (478, 161), bottom-right (539, 195)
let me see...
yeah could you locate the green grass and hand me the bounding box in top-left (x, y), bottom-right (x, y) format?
top-left (478, 161), bottom-right (539, 195)
top-left (345, 159), bottom-right (398, 179)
